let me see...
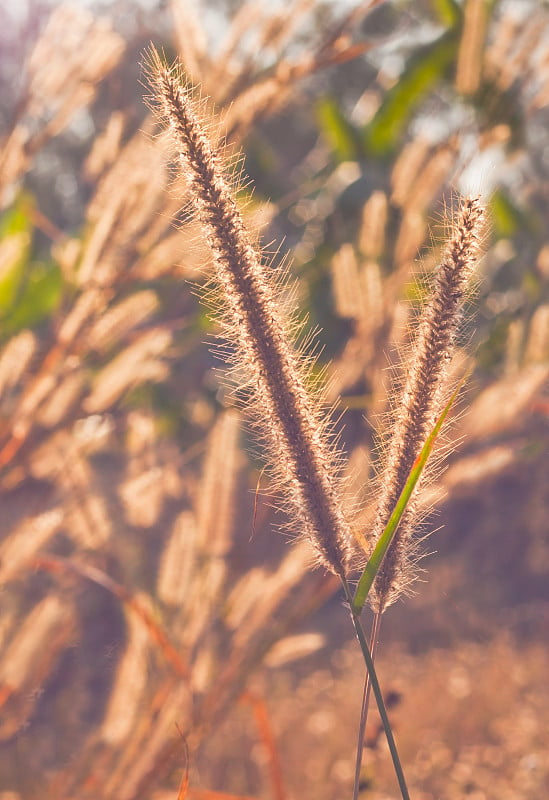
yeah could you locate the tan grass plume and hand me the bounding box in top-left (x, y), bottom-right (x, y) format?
top-left (370, 197), bottom-right (485, 612)
top-left (145, 48), bottom-right (352, 579)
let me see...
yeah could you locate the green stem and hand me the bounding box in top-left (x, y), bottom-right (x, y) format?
top-left (350, 609), bottom-right (410, 800)
top-left (352, 612), bottom-right (381, 800)
top-left (342, 580), bottom-right (410, 800)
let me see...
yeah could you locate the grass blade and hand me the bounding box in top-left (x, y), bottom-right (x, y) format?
top-left (352, 382), bottom-right (462, 615)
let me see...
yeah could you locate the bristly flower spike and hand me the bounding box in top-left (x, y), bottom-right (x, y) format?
top-left (145, 48), bottom-right (352, 580)
top-left (370, 196), bottom-right (485, 612)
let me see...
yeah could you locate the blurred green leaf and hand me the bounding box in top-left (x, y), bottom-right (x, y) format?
top-left (0, 191), bottom-right (34, 239)
top-left (0, 193), bottom-right (34, 315)
top-left (2, 262), bottom-right (63, 334)
top-left (0, 193), bottom-right (63, 334)
top-left (316, 97), bottom-right (360, 162)
top-left (2, 260), bottom-right (63, 334)
top-left (491, 190), bottom-right (520, 238)
top-left (476, 314), bottom-right (510, 371)
top-left (523, 270), bottom-right (541, 302)
top-left (363, 30), bottom-right (459, 156)
top-left (404, 274), bottom-right (431, 305)
top-left (430, 0), bottom-right (462, 27)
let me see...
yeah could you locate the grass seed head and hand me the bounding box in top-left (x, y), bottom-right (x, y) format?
top-left (370, 196), bottom-right (485, 612)
top-left (145, 48), bottom-right (353, 579)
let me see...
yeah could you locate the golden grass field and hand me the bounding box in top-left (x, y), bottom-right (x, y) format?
top-left (0, 1), bottom-right (548, 798)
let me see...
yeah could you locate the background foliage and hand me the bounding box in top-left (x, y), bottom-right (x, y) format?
top-left (0, 1), bottom-right (548, 798)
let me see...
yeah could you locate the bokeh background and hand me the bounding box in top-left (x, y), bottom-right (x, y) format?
top-left (0, 1), bottom-right (548, 798)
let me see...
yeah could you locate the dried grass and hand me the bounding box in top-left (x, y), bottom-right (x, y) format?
top-left (0, 2), bottom-right (547, 798)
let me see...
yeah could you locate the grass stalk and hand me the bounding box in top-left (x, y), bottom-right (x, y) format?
top-left (146, 47), bottom-right (411, 797)
top-left (145, 50), bottom-right (485, 800)
top-left (352, 610), bottom-right (381, 800)
top-left (342, 579), bottom-right (410, 800)
top-left (370, 197), bottom-right (484, 613)
top-left (145, 47), bottom-right (352, 581)
top-left (348, 386), bottom-right (463, 798)
top-left (353, 383), bottom-right (462, 616)
top-left (350, 612), bottom-right (410, 800)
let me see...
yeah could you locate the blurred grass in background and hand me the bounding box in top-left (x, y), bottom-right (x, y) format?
top-left (0, 1), bottom-right (548, 798)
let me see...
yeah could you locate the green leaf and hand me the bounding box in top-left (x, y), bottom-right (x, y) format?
top-left (352, 382), bottom-right (462, 615)
top-left (0, 191), bottom-right (34, 238)
top-left (0, 234), bottom-right (31, 315)
top-left (490, 190), bottom-right (520, 238)
top-left (2, 261), bottom-right (63, 335)
top-left (316, 96), bottom-right (360, 162)
top-left (403, 274), bottom-right (431, 304)
top-left (0, 193), bottom-right (35, 315)
top-left (363, 30), bottom-right (459, 156)
top-left (430, 0), bottom-right (462, 27)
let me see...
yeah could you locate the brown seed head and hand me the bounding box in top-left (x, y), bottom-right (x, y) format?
top-left (145, 48), bottom-right (351, 578)
top-left (370, 196), bottom-right (485, 612)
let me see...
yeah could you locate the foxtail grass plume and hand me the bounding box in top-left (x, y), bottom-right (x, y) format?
top-left (145, 48), bottom-right (352, 580)
top-left (370, 197), bottom-right (485, 612)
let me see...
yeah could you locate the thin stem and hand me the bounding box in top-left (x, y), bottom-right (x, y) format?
top-left (350, 611), bottom-right (410, 800)
top-left (352, 611), bottom-right (381, 800)
top-left (341, 580), bottom-right (410, 800)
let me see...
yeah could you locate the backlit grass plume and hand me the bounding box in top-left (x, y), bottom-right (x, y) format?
top-left (145, 48), bottom-right (352, 580)
top-left (370, 197), bottom-right (485, 613)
